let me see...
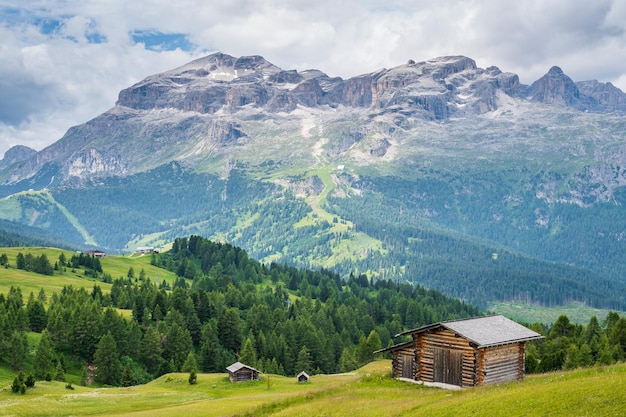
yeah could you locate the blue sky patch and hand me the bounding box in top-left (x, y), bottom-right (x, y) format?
top-left (35, 17), bottom-right (63, 35)
top-left (131, 30), bottom-right (194, 52)
top-left (0, 7), bottom-right (106, 44)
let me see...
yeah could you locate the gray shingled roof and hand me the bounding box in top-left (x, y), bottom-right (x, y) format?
top-left (226, 361), bottom-right (259, 373)
top-left (397, 315), bottom-right (543, 348)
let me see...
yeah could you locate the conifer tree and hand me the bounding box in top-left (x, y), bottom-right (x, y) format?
top-left (295, 345), bottom-right (312, 374)
top-left (182, 351), bottom-right (198, 373)
top-left (121, 365), bottom-right (135, 387)
top-left (188, 368), bottom-right (197, 385)
top-left (11, 371), bottom-right (26, 394)
top-left (339, 347), bottom-right (358, 372)
top-left (34, 329), bottom-right (57, 379)
top-left (199, 323), bottom-right (220, 372)
top-left (8, 330), bottom-right (28, 370)
top-left (139, 326), bottom-right (163, 375)
top-left (94, 331), bottom-right (122, 385)
top-left (239, 336), bottom-right (257, 367)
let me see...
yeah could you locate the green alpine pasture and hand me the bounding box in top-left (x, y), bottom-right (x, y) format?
top-left (0, 247), bottom-right (178, 299)
top-left (0, 361), bottom-right (625, 417)
top-left (489, 300), bottom-right (626, 325)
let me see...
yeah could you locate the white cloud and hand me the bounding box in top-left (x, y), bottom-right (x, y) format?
top-left (1, 0), bottom-right (626, 157)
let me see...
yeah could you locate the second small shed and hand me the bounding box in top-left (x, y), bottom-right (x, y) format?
top-left (297, 371), bottom-right (310, 383)
top-left (378, 315), bottom-right (542, 387)
top-left (226, 362), bottom-right (260, 382)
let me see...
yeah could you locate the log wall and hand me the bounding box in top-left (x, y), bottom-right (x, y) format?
top-left (393, 327), bottom-right (531, 387)
top-left (229, 369), bottom-right (259, 382)
top-left (414, 329), bottom-right (475, 387)
top-left (481, 343), bottom-right (524, 385)
top-left (391, 345), bottom-right (416, 379)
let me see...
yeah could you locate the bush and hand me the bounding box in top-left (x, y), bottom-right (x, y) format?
top-left (11, 371), bottom-right (26, 394)
top-left (188, 369), bottom-right (197, 385)
top-left (25, 373), bottom-right (36, 388)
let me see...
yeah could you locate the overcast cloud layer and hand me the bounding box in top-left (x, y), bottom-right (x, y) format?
top-left (1, 0), bottom-right (625, 157)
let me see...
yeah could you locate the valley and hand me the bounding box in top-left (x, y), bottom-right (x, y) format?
top-left (1, 53), bottom-right (626, 313)
top-left (0, 238), bottom-right (625, 415)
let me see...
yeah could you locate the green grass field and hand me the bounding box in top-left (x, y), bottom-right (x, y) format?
top-left (489, 300), bottom-right (625, 325)
top-left (0, 247), bottom-right (179, 301)
top-left (0, 361), bottom-right (624, 416)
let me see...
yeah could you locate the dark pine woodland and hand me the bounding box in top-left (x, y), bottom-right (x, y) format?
top-left (0, 236), bottom-right (625, 386)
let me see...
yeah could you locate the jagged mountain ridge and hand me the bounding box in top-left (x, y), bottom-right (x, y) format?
top-left (1, 53), bottom-right (626, 310)
top-left (3, 53), bottom-right (625, 184)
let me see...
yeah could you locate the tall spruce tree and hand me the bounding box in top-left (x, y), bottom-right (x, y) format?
top-left (139, 326), bottom-right (163, 376)
top-left (94, 332), bottom-right (122, 385)
top-left (34, 330), bottom-right (57, 380)
top-left (239, 336), bottom-right (257, 367)
top-left (295, 345), bottom-right (312, 374)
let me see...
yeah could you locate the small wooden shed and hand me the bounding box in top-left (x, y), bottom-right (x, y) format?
top-left (377, 315), bottom-right (542, 387)
top-left (226, 362), bottom-right (260, 382)
top-left (297, 371), bottom-right (310, 383)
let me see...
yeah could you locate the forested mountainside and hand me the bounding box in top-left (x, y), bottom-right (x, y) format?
top-left (0, 219), bottom-right (78, 250)
top-left (1, 236), bottom-right (625, 389)
top-left (0, 236), bottom-right (477, 385)
top-left (1, 53), bottom-right (626, 310)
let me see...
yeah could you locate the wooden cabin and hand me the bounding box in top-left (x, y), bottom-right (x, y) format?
top-left (226, 362), bottom-right (260, 382)
top-left (297, 371), bottom-right (310, 383)
top-left (377, 315), bottom-right (543, 387)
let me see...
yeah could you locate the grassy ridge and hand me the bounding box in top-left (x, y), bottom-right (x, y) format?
top-left (0, 361), bottom-right (624, 416)
top-left (0, 247), bottom-right (178, 298)
top-left (489, 300), bottom-right (625, 325)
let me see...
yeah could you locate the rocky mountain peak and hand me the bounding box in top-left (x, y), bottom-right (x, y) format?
top-left (163, 52), bottom-right (281, 81)
top-left (0, 145), bottom-right (37, 170)
top-left (527, 65), bottom-right (589, 109)
top-left (547, 66), bottom-right (564, 75)
top-left (576, 80), bottom-right (626, 112)
top-left (4, 53), bottom-right (626, 186)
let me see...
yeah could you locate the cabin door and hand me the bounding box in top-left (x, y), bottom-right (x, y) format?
top-left (433, 348), bottom-right (462, 386)
top-left (401, 354), bottom-right (414, 379)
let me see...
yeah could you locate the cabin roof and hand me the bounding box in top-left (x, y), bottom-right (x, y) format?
top-left (297, 371), bottom-right (310, 378)
top-left (226, 361), bottom-right (259, 373)
top-left (396, 315), bottom-right (543, 348)
top-left (374, 340), bottom-right (414, 354)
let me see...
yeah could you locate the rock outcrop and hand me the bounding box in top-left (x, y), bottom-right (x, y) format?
top-left (576, 80), bottom-right (626, 113)
top-left (0, 145), bottom-right (36, 170)
top-left (3, 52), bottom-right (626, 185)
top-left (526, 66), bottom-right (595, 110)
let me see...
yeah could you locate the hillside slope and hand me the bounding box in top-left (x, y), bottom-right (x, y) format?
top-left (0, 361), bottom-right (624, 417)
top-left (1, 53), bottom-right (626, 309)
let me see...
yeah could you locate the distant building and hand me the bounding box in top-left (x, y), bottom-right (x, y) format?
top-left (226, 362), bottom-right (260, 382)
top-left (376, 315), bottom-right (543, 388)
top-left (297, 371), bottom-right (310, 383)
top-left (136, 246), bottom-right (155, 254)
top-left (85, 250), bottom-right (106, 258)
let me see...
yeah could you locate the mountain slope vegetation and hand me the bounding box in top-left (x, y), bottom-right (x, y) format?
top-left (1, 361), bottom-right (625, 416)
top-left (1, 53), bottom-right (626, 310)
top-left (1, 237), bottom-right (625, 416)
top-left (0, 237), bottom-right (479, 387)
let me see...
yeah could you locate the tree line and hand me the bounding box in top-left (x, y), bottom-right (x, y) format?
top-left (0, 235), bottom-right (478, 387)
top-left (525, 313), bottom-right (626, 373)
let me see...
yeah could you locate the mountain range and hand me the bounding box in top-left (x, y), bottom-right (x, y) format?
top-left (1, 52), bottom-right (626, 310)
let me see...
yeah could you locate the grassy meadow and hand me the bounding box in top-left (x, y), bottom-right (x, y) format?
top-left (489, 300), bottom-right (625, 325)
top-left (0, 361), bottom-right (624, 416)
top-left (0, 247), bottom-right (178, 300)
top-left (1, 247), bottom-right (625, 415)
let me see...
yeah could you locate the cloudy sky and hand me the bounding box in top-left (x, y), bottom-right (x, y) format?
top-left (1, 0), bottom-right (625, 157)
